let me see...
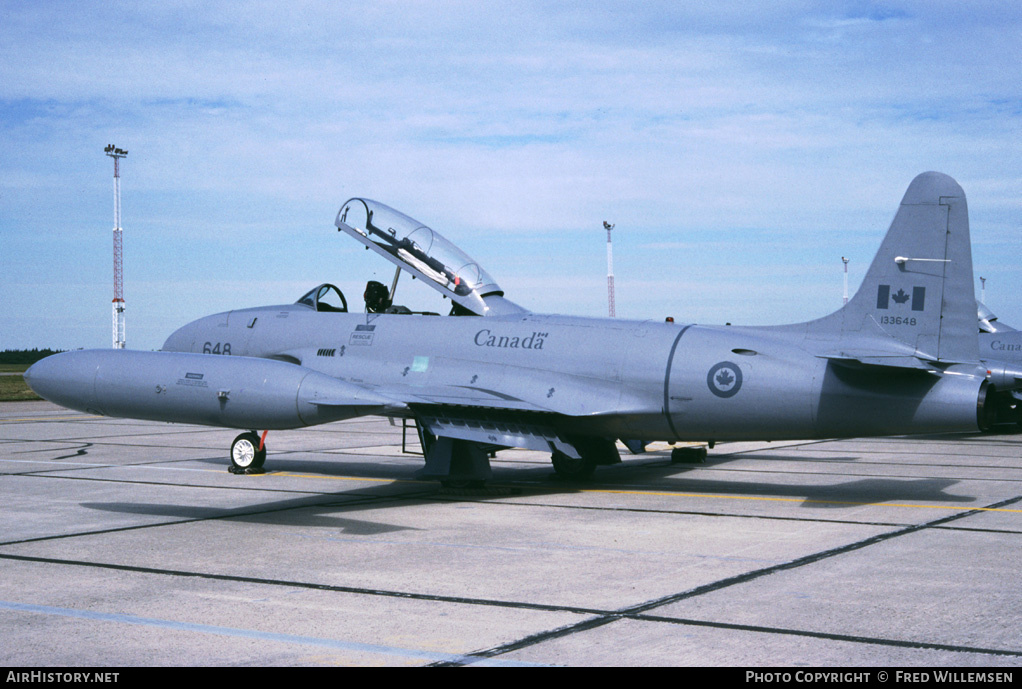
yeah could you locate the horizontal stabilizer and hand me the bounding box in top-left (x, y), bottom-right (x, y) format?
top-left (818, 353), bottom-right (939, 372)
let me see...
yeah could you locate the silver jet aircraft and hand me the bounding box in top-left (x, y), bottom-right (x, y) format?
top-left (25, 172), bottom-right (1001, 485)
top-left (977, 302), bottom-right (1022, 425)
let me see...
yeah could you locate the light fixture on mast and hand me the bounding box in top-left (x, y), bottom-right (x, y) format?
top-left (842, 256), bottom-right (849, 305)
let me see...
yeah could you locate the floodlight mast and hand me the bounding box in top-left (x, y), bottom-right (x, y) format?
top-left (842, 256), bottom-right (849, 305)
top-left (105, 144), bottom-right (128, 349)
top-left (603, 221), bottom-right (615, 317)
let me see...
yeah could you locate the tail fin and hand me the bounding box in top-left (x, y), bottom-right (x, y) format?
top-left (810, 172), bottom-right (978, 366)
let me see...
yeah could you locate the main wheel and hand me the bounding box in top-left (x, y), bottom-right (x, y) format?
top-left (671, 446), bottom-right (707, 463)
top-left (551, 450), bottom-right (596, 480)
top-left (231, 432), bottom-right (266, 472)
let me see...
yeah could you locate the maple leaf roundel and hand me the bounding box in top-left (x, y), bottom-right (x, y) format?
top-left (707, 361), bottom-right (743, 398)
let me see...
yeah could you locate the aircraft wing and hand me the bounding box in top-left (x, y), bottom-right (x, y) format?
top-left (366, 356), bottom-right (654, 418)
top-left (353, 359), bottom-right (656, 458)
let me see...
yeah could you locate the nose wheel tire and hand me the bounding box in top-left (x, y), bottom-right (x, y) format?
top-left (230, 432), bottom-right (266, 473)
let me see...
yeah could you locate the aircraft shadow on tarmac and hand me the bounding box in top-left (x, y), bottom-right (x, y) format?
top-left (181, 445), bottom-right (981, 510)
top-left (78, 447), bottom-right (978, 531)
top-left (638, 473), bottom-right (974, 510)
top-left (79, 492), bottom-right (429, 535)
top-left (572, 455), bottom-right (976, 509)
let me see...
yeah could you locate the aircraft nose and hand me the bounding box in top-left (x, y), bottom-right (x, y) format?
top-left (22, 351), bottom-right (99, 411)
top-left (23, 359), bottom-right (45, 396)
top-left (24, 355), bottom-right (67, 400)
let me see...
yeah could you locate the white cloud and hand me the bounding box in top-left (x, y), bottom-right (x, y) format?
top-left (2, 1), bottom-right (1021, 349)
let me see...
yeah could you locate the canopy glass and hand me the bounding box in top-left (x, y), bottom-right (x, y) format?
top-left (335, 198), bottom-right (508, 315)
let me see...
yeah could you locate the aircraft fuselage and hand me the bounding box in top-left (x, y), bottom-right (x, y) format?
top-left (160, 305), bottom-right (985, 443)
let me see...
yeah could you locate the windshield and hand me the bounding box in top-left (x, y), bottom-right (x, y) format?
top-left (336, 199), bottom-right (502, 313)
top-left (296, 283), bottom-right (348, 312)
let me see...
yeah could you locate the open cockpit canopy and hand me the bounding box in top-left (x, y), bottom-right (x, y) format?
top-left (335, 198), bottom-right (525, 316)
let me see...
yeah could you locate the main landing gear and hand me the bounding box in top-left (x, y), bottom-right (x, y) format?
top-left (229, 431), bottom-right (267, 474)
top-left (551, 451), bottom-right (596, 480)
top-left (416, 432), bottom-right (493, 489)
top-left (670, 445), bottom-right (708, 463)
top-left (551, 436), bottom-right (620, 481)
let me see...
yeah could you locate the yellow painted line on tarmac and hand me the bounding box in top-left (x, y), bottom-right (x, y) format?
top-left (0, 415), bottom-right (104, 423)
top-left (272, 472), bottom-right (399, 484)
top-left (582, 488), bottom-right (1022, 513)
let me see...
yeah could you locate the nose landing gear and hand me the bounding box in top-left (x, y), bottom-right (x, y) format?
top-left (229, 431), bottom-right (267, 474)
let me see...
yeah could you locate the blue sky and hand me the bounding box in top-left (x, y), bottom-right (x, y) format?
top-left (2, 1), bottom-right (1020, 350)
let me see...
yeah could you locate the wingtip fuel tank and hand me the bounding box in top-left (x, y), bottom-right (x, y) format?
top-left (26, 349), bottom-right (400, 430)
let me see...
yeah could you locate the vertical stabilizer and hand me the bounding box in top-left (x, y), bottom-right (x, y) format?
top-left (811, 172), bottom-right (977, 365)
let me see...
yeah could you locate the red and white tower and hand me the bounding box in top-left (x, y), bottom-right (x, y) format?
top-left (105, 144), bottom-right (128, 349)
top-left (603, 221), bottom-right (615, 317)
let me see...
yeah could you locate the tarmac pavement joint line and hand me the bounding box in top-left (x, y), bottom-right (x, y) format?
top-left (0, 600), bottom-right (550, 667)
top-left (430, 492), bottom-right (1022, 666)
